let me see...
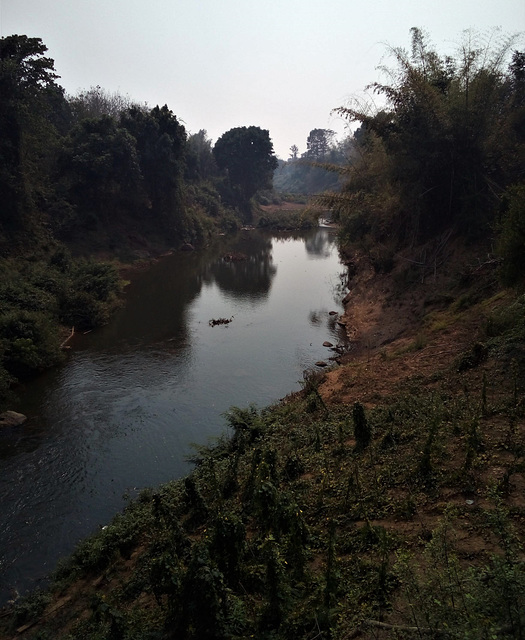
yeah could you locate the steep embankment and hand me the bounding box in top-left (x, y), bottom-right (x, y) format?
top-left (321, 239), bottom-right (505, 404)
top-left (1, 238), bottom-right (524, 639)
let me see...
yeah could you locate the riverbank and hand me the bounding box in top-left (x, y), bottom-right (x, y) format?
top-left (1, 237), bottom-right (524, 639)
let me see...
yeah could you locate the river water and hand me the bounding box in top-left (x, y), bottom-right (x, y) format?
top-left (0, 227), bottom-right (347, 604)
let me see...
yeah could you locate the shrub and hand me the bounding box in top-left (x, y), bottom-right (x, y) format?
top-left (498, 184), bottom-right (525, 286)
top-left (0, 310), bottom-right (63, 379)
top-left (353, 401), bottom-right (371, 449)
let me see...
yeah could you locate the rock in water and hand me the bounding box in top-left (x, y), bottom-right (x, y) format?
top-left (0, 411), bottom-right (27, 427)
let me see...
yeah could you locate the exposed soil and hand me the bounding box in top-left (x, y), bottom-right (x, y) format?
top-left (1, 236), bottom-right (522, 640)
top-left (319, 243), bottom-right (503, 407)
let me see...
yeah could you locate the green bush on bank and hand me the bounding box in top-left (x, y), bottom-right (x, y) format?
top-left (498, 184), bottom-right (525, 287)
top-left (0, 249), bottom-right (123, 410)
top-left (5, 352), bottom-right (523, 639)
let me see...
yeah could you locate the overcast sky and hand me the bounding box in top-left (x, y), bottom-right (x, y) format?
top-left (2, 0), bottom-right (524, 158)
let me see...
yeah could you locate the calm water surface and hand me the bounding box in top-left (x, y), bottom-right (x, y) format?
top-left (0, 227), bottom-right (347, 603)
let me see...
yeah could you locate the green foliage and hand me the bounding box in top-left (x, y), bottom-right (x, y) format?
top-left (274, 130), bottom-right (355, 196)
top-left (58, 115), bottom-right (144, 230)
top-left (120, 105), bottom-right (187, 233)
top-left (3, 354), bottom-right (525, 639)
top-left (0, 32), bottom-right (251, 257)
top-left (213, 126), bottom-right (278, 219)
top-left (60, 260), bottom-right (122, 329)
top-left (4, 27), bottom-right (525, 640)
top-left (0, 252), bottom-right (122, 408)
top-left (5, 590), bottom-right (51, 631)
top-left (0, 309), bottom-right (62, 379)
top-left (484, 294), bottom-right (525, 383)
top-left (396, 508), bottom-right (525, 638)
top-left (185, 129), bottom-right (217, 181)
top-left (328, 29), bottom-right (524, 247)
top-left (224, 403), bottom-right (265, 453)
top-left (498, 183), bottom-right (525, 285)
top-left (68, 85), bottom-right (137, 122)
top-left (0, 34), bottom-right (65, 241)
top-left (456, 341), bottom-right (488, 372)
top-left (168, 542), bottom-right (230, 640)
top-left (255, 206), bottom-right (319, 231)
top-left (353, 401), bottom-right (371, 449)
top-left (210, 513), bottom-right (246, 587)
top-left (305, 129), bottom-right (336, 160)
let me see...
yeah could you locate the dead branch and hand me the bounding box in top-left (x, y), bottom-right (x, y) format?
top-left (60, 327), bottom-right (75, 349)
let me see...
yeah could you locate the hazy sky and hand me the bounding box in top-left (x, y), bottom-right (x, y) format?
top-left (2, 0), bottom-right (524, 158)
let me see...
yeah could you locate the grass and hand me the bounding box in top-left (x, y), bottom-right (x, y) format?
top-left (2, 339), bottom-right (524, 639)
top-left (2, 250), bottom-right (525, 640)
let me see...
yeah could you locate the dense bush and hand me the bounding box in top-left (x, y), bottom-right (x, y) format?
top-left (498, 183), bottom-right (525, 286)
top-left (0, 309), bottom-right (63, 380)
top-left (0, 252), bottom-right (122, 409)
top-left (320, 30), bottom-right (525, 253)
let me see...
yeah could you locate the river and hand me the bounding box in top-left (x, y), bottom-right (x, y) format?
top-left (0, 226), bottom-right (348, 604)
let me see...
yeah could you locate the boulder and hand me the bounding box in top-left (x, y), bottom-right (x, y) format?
top-left (323, 341), bottom-right (334, 348)
top-left (315, 361), bottom-right (328, 367)
top-left (0, 411), bottom-right (27, 427)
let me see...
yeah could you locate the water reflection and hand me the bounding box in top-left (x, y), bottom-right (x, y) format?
top-left (305, 230), bottom-right (334, 258)
top-left (204, 232), bottom-right (276, 300)
top-left (0, 227), bottom-right (346, 604)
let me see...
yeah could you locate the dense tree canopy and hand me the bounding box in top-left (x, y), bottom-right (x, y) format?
top-left (0, 34), bottom-right (66, 235)
top-left (305, 128), bottom-right (336, 159)
top-left (185, 129), bottom-right (217, 181)
top-left (274, 130), bottom-right (353, 195)
top-left (68, 85), bottom-right (137, 122)
top-left (120, 105), bottom-right (187, 230)
top-left (322, 28), bottom-right (525, 252)
top-left (59, 115), bottom-right (143, 224)
top-left (0, 33), bottom-right (256, 406)
top-left (213, 126), bottom-right (278, 217)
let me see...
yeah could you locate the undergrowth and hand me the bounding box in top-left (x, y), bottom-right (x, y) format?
top-left (2, 340), bottom-right (524, 640)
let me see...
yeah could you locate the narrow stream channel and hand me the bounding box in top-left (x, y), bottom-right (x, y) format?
top-left (0, 227), bottom-right (348, 604)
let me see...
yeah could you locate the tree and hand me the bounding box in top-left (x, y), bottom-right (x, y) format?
top-left (289, 144), bottom-right (299, 160)
top-left (120, 105), bottom-right (187, 231)
top-left (186, 129), bottom-right (217, 181)
top-left (59, 115), bottom-right (142, 226)
top-left (305, 128), bottom-right (335, 159)
top-left (353, 401), bottom-right (371, 449)
top-left (327, 28), bottom-right (522, 242)
top-left (213, 126), bottom-right (278, 218)
top-left (68, 85), bottom-right (138, 122)
top-left (0, 34), bottom-right (65, 237)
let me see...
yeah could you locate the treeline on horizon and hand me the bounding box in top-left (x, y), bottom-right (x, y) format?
top-left (0, 33), bottom-right (285, 408)
top-left (1, 27), bottom-right (525, 640)
top-left (273, 129), bottom-right (356, 196)
top-left (0, 34), bottom-right (285, 252)
top-left (0, 27), bottom-right (524, 411)
top-left (319, 28), bottom-right (525, 285)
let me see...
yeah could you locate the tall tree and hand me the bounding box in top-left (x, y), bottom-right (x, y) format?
top-left (59, 115), bottom-right (142, 226)
top-left (0, 34), bottom-right (65, 237)
top-left (68, 85), bottom-right (138, 122)
top-left (305, 129), bottom-right (335, 159)
top-left (186, 129), bottom-right (217, 181)
top-left (328, 28), bottom-right (522, 242)
top-left (121, 105), bottom-right (187, 232)
top-left (213, 126), bottom-right (278, 218)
